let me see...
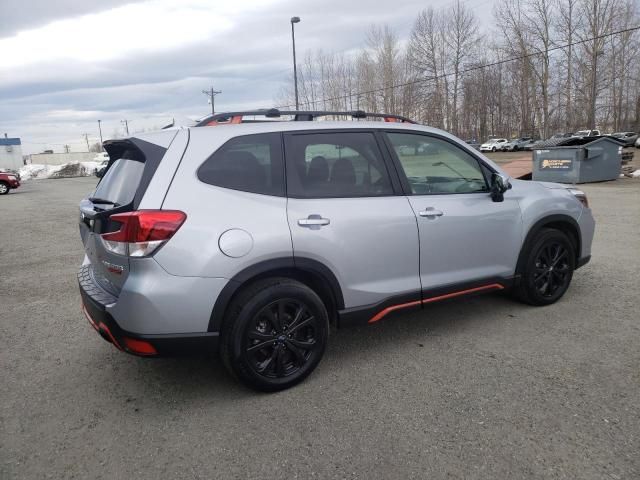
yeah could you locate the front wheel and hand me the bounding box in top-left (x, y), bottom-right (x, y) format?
top-left (492, 146), bottom-right (497, 152)
top-left (220, 278), bottom-right (329, 392)
top-left (514, 228), bottom-right (575, 306)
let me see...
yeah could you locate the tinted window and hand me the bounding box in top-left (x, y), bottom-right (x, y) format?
top-left (285, 132), bottom-right (393, 198)
top-left (387, 133), bottom-right (489, 195)
top-left (93, 157), bottom-right (144, 206)
top-left (198, 133), bottom-right (284, 196)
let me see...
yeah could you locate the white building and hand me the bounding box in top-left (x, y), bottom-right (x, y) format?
top-left (28, 152), bottom-right (97, 166)
top-left (0, 134), bottom-right (24, 170)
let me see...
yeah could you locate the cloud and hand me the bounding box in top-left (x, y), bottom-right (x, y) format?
top-left (0, 0), bottom-right (280, 68)
top-left (0, 0), bottom-right (485, 154)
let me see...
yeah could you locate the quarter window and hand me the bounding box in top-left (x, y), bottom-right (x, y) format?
top-left (387, 133), bottom-right (489, 195)
top-left (285, 132), bottom-right (393, 198)
top-left (197, 133), bottom-right (284, 196)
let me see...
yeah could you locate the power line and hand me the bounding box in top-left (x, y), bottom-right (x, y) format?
top-left (278, 25), bottom-right (640, 110)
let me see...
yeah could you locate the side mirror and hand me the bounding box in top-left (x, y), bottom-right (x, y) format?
top-left (490, 173), bottom-right (511, 202)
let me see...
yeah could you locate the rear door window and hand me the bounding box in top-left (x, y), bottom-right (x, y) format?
top-left (197, 133), bottom-right (284, 196)
top-left (285, 132), bottom-right (394, 198)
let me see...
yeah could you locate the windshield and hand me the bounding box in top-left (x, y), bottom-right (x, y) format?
top-left (92, 158), bottom-right (144, 206)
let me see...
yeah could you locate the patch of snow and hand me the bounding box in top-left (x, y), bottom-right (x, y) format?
top-left (632, 169), bottom-right (640, 178)
top-left (19, 161), bottom-right (100, 180)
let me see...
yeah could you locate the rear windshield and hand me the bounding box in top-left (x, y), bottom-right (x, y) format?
top-left (93, 158), bottom-right (144, 206)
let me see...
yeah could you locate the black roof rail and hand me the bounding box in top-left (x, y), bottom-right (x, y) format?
top-left (194, 109), bottom-right (416, 127)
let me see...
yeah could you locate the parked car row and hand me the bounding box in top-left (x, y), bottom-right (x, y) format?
top-left (475, 129), bottom-right (639, 153)
top-left (479, 137), bottom-right (536, 152)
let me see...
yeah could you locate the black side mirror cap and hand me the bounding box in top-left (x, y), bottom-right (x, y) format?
top-left (491, 173), bottom-right (511, 202)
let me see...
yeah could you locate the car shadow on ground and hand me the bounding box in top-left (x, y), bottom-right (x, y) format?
top-left (86, 292), bottom-right (523, 402)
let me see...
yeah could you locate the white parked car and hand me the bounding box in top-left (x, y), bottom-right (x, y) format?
top-left (92, 152), bottom-right (110, 162)
top-left (573, 129), bottom-right (600, 137)
top-left (479, 138), bottom-right (508, 152)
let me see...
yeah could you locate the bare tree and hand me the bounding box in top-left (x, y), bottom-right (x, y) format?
top-left (275, 2), bottom-right (640, 138)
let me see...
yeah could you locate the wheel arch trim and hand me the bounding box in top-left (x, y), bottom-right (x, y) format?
top-left (516, 214), bottom-right (582, 275)
top-left (207, 257), bottom-right (344, 332)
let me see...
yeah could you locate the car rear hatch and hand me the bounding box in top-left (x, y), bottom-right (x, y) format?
top-left (79, 137), bottom-right (171, 296)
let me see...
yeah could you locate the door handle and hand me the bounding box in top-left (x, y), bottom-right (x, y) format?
top-left (418, 208), bottom-right (444, 218)
top-left (298, 214), bottom-right (330, 229)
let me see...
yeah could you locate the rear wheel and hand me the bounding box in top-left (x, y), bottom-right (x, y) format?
top-left (220, 278), bottom-right (329, 392)
top-left (0, 182), bottom-right (9, 195)
top-left (515, 228), bottom-right (575, 306)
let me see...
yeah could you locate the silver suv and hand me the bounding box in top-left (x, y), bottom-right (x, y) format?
top-left (78, 109), bottom-right (595, 391)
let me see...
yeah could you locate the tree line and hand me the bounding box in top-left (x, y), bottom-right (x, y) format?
top-left (278, 0), bottom-right (640, 141)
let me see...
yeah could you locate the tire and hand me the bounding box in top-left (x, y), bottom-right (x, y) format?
top-left (220, 277), bottom-right (329, 392)
top-left (492, 147), bottom-right (497, 152)
top-left (0, 182), bottom-right (9, 195)
top-left (514, 228), bottom-right (575, 306)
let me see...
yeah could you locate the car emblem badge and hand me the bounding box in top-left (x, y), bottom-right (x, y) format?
top-left (102, 260), bottom-right (124, 275)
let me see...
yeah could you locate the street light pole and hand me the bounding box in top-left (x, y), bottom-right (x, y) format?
top-left (290, 16), bottom-right (301, 110)
top-left (97, 120), bottom-right (104, 151)
top-left (121, 119), bottom-right (130, 136)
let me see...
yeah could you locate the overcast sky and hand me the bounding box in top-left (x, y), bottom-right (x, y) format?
top-left (1, 0), bottom-right (491, 154)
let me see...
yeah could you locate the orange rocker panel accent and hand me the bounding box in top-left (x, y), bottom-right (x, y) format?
top-left (368, 284), bottom-right (505, 324)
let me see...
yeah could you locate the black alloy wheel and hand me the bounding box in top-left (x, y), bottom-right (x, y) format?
top-left (532, 242), bottom-right (571, 298)
top-left (244, 299), bottom-right (320, 379)
top-left (515, 228), bottom-right (575, 306)
top-left (220, 278), bottom-right (329, 392)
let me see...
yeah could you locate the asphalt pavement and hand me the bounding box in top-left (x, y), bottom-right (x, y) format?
top-left (1, 177), bottom-right (638, 479)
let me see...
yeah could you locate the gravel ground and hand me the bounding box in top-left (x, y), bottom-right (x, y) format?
top-left (1, 177), bottom-right (638, 479)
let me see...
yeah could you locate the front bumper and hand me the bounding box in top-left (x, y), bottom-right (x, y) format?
top-left (78, 266), bottom-right (219, 356)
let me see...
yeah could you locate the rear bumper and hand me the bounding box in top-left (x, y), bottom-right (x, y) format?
top-left (78, 266), bottom-right (219, 356)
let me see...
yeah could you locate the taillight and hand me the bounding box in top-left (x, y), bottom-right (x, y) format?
top-left (100, 210), bottom-right (186, 257)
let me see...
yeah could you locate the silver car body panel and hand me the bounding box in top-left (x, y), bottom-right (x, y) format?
top-left (107, 257), bottom-right (226, 334)
top-left (154, 127), bottom-right (293, 279)
top-left (405, 191), bottom-right (523, 289)
top-left (287, 196), bottom-right (420, 307)
top-left (136, 129), bottom-right (186, 209)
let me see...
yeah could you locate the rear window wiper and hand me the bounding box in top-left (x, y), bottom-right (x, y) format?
top-left (89, 197), bottom-right (120, 206)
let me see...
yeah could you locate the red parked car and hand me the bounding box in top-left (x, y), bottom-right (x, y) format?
top-left (0, 171), bottom-right (20, 195)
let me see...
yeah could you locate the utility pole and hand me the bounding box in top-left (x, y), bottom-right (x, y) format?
top-left (121, 119), bottom-right (130, 136)
top-left (82, 133), bottom-right (90, 152)
top-left (202, 87), bottom-right (222, 115)
top-left (97, 120), bottom-right (104, 151)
